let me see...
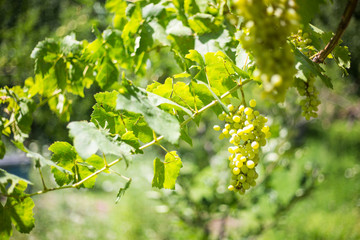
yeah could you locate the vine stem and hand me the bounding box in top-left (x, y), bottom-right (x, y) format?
top-left (312, 0), bottom-right (358, 63)
top-left (19, 80), bottom-right (251, 198)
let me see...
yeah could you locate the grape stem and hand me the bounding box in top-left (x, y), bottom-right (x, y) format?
top-left (312, 0), bottom-right (358, 63)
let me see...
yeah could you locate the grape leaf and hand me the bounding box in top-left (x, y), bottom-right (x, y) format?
top-left (67, 121), bottom-right (133, 160)
top-left (152, 151), bottom-right (182, 190)
top-left (6, 196), bottom-right (35, 233)
top-left (166, 19), bottom-right (192, 37)
top-left (122, 3), bottom-right (142, 51)
top-left (297, 0), bottom-right (327, 25)
top-left (204, 52), bottom-right (237, 95)
top-left (116, 81), bottom-right (181, 144)
top-left (0, 203), bottom-right (12, 240)
top-left (0, 169), bottom-right (32, 195)
top-left (0, 140), bottom-right (5, 159)
top-left (115, 178), bottom-right (132, 203)
top-left (142, 3), bottom-right (165, 19)
top-left (121, 131), bottom-right (143, 154)
top-left (86, 154), bottom-right (106, 171)
top-left (188, 13), bottom-right (220, 35)
top-left (96, 57), bottom-right (119, 89)
top-left (49, 141), bottom-right (76, 186)
top-left (195, 29), bottom-right (231, 56)
top-left (332, 45), bottom-right (351, 75)
top-left (30, 38), bottom-right (60, 76)
top-left (291, 44), bottom-right (333, 89)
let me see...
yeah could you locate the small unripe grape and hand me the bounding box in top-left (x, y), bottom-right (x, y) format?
top-left (233, 167), bottom-right (240, 175)
top-left (265, 132), bottom-right (271, 138)
top-left (249, 99), bottom-right (257, 108)
top-left (240, 156), bottom-right (247, 162)
top-left (246, 160), bottom-right (255, 169)
top-left (251, 141), bottom-right (259, 149)
top-left (241, 165), bottom-right (249, 174)
top-left (243, 182), bottom-right (250, 190)
top-left (236, 161), bottom-right (243, 168)
top-left (228, 104), bottom-right (235, 111)
top-left (224, 123), bottom-right (230, 129)
top-left (238, 174), bottom-right (246, 183)
top-left (213, 125), bottom-right (221, 131)
top-left (233, 115), bottom-right (241, 123)
top-left (218, 113), bottom-right (225, 121)
top-left (228, 185), bottom-right (235, 191)
top-left (261, 126), bottom-right (269, 133)
top-left (219, 133), bottom-right (225, 140)
top-left (244, 107), bottom-right (253, 115)
top-left (247, 169), bottom-right (255, 178)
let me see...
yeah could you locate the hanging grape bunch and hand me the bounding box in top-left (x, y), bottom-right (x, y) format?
top-left (291, 30), bottom-right (321, 120)
top-left (214, 99), bottom-right (271, 194)
top-left (235, 0), bottom-right (299, 101)
top-left (295, 77), bottom-right (321, 120)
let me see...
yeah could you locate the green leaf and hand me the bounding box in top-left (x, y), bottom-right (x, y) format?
top-left (204, 52), bottom-right (237, 95)
top-left (54, 58), bottom-right (67, 90)
top-left (115, 178), bottom-right (132, 203)
top-left (26, 150), bottom-right (72, 174)
top-left (77, 164), bottom-right (97, 188)
top-left (91, 104), bottom-right (124, 135)
top-left (236, 45), bottom-right (249, 70)
top-left (195, 29), bottom-right (231, 56)
top-left (188, 13), bottom-right (220, 35)
top-left (185, 49), bottom-right (205, 66)
top-left (121, 131), bottom-right (143, 154)
top-left (166, 19), bottom-right (192, 37)
top-left (122, 3), bottom-right (142, 51)
top-left (30, 38), bottom-right (60, 76)
top-left (292, 44), bottom-right (333, 88)
top-left (0, 203), bottom-right (12, 240)
top-left (16, 98), bottom-right (36, 136)
top-left (152, 151), bottom-right (182, 190)
top-left (96, 57), bottom-right (119, 89)
top-left (60, 34), bottom-right (82, 55)
top-left (86, 154), bottom-right (106, 171)
top-left (142, 3), bottom-right (165, 19)
top-left (94, 91), bottom-right (118, 110)
top-left (148, 21), bottom-right (171, 46)
top-left (67, 121), bottom-right (133, 160)
top-left (180, 126), bottom-right (193, 146)
top-left (297, 0), bottom-right (326, 24)
top-left (48, 93), bottom-right (71, 122)
top-left (6, 197), bottom-right (35, 233)
top-left (332, 45), bottom-right (351, 75)
top-left (116, 81), bottom-right (181, 144)
top-left (0, 140), bottom-right (5, 159)
top-left (49, 141), bottom-right (76, 186)
top-left (0, 169), bottom-right (32, 195)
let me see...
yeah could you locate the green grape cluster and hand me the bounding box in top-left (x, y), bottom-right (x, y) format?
top-left (213, 99), bottom-right (271, 194)
top-left (235, 0), bottom-right (299, 101)
top-left (290, 29), bottom-right (315, 56)
top-left (295, 77), bottom-right (321, 120)
top-left (290, 29), bottom-right (313, 52)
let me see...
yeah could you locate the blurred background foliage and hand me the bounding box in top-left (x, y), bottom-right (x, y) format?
top-left (1, 0), bottom-right (360, 239)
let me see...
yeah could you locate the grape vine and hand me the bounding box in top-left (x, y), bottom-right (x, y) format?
top-left (0, 0), bottom-right (355, 239)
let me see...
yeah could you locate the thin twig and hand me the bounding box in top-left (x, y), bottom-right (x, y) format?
top-left (312, 0), bottom-right (358, 63)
